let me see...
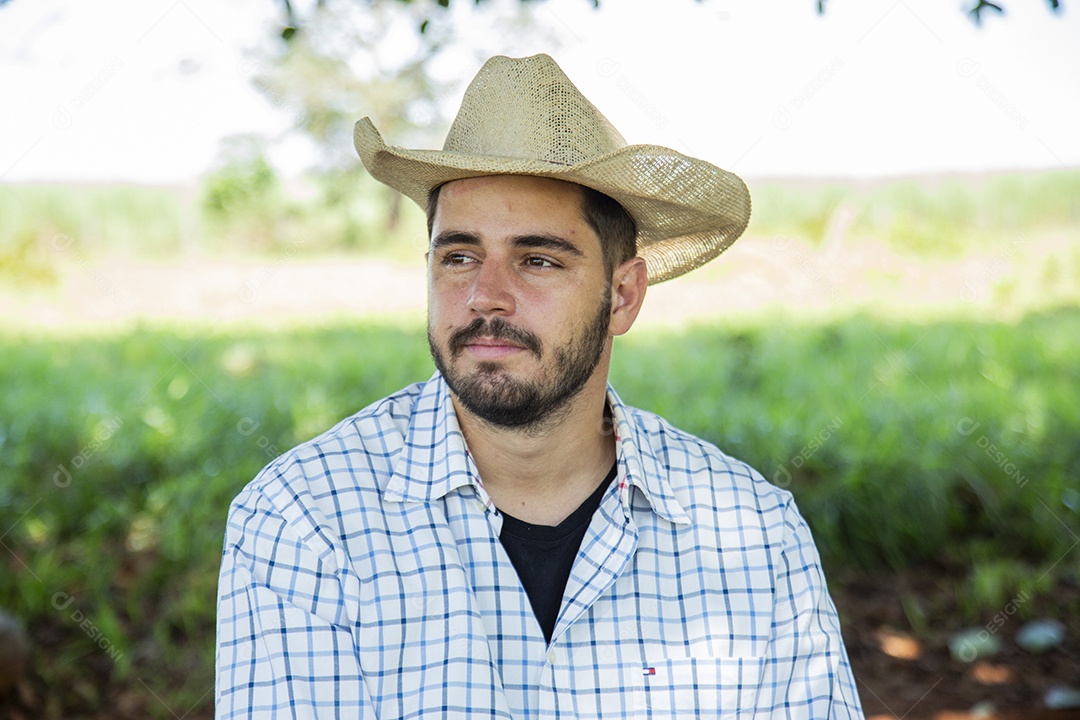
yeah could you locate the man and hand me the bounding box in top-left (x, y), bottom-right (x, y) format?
top-left (216, 54), bottom-right (863, 719)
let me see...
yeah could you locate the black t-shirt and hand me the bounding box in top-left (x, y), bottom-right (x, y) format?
top-left (498, 463), bottom-right (618, 644)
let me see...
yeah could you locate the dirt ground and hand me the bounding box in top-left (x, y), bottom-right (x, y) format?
top-left (2, 230), bottom-right (1073, 332)
top-left (834, 571), bottom-right (1080, 720)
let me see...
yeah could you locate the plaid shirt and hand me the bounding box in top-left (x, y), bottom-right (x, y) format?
top-left (216, 373), bottom-right (863, 719)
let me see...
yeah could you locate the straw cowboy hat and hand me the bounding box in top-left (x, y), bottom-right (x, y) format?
top-left (354, 53), bottom-right (751, 284)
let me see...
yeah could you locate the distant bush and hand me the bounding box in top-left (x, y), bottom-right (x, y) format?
top-left (200, 135), bottom-right (284, 238)
top-left (610, 310), bottom-right (1080, 577)
top-left (747, 169), bottom-right (1080, 254)
top-left (0, 183), bottom-right (193, 264)
top-left (2, 169), bottom-right (1078, 272)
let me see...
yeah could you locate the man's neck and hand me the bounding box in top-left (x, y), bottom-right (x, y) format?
top-left (452, 371), bottom-right (616, 526)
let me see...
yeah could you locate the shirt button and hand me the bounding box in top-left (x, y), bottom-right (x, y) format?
top-left (547, 650), bottom-right (557, 664)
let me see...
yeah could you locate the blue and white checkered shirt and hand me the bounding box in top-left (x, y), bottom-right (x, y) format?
top-left (216, 372), bottom-right (863, 719)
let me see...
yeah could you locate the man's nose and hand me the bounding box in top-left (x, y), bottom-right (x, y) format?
top-left (467, 260), bottom-right (516, 316)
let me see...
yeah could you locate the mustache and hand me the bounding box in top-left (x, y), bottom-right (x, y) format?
top-left (449, 317), bottom-right (542, 358)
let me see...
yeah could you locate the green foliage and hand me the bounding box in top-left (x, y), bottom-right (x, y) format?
top-left (201, 135), bottom-right (281, 222)
top-left (0, 183), bottom-right (191, 263)
top-left (747, 180), bottom-right (849, 246)
top-left (610, 310), bottom-right (1080, 578)
top-left (199, 134), bottom-right (303, 254)
top-left (296, 167), bottom-right (428, 256)
top-left (747, 169), bottom-right (1080, 254)
top-left (0, 174), bottom-right (425, 268)
top-left (0, 324), bottom-right (435, 716)
top-left (3, 169), bottom-right (1076, 269)
top-left (0, 228), bottom-right (57, 285)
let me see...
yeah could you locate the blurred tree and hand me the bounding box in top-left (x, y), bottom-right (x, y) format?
top-left (817, 0), bottom-right (1062, 24)
top-left (252, 0), bottom-right (556, 230)
top-left (202, 135), bottom-right (280, 219)
top-left (252, 1), bottom-right (454, 229)
top-left (962, 0), bottom-right (1061, 25)
top-left (258, 0), bottom-right (1068, 165)
top-left (257, 1), bottom-right (457, 170)
top-left (201, 134), bottom-right (286, 249)
top-left (251, 0), bottom-right (1064, 230)
top-left (274, 0), bottom-right (1064, 34)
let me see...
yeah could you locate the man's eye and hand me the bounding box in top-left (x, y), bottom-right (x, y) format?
top-left (443, 253), bottom-right (474, 265)
top-left (524, 256), bottom-right (556, 268)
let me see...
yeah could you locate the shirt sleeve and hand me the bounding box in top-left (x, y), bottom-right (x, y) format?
top-left (215, 481), bottom-right (376, 719)
top-left (757, 498), bottom-right (865, 718)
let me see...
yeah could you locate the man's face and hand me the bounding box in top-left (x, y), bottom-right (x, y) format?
top-left (426, 175), bottom-right (613, 429)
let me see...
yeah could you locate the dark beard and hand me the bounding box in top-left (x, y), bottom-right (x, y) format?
top-left (428, 298), bottom-right (611, 430)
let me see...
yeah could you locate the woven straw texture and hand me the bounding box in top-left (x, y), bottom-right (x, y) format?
top-left (355, 54), bottom-right (751, 284)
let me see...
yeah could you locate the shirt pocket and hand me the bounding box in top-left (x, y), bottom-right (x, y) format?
top-left (641, 656), bottom-right (765, 718)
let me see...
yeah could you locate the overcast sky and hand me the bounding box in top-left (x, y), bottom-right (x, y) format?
top-left (1, 0), bottom-right (1078, 183)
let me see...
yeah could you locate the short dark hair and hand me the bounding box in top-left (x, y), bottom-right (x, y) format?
top-left (426, 180), bottom-right (637, 277)
top-left (578, 185), bottom-right (637, 277)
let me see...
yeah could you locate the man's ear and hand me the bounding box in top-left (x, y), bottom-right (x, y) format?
top-left (608, 256), bottom-right (647, 337)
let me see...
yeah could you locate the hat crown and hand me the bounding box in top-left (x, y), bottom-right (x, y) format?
top-left (442, 54), bottom-right (627, 166)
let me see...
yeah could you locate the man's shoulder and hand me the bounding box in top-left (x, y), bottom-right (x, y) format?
top-left (233, 380), bottom-right (429, 507)
top-left (618, 400), bottom-right (792, 513)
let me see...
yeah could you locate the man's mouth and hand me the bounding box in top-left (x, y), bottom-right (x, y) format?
top-left (449, 319), bottom-right (542, 359)
top-left (463, 336), bottom-right (527, 359)
top-left (467, 336), bottom-right (524, 347)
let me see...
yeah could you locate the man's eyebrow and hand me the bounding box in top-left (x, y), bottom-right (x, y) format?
top-left (431, 231), bottom-right (481, 251)
top-left (512, 234), bottom-right (585, 257)
top-left (430, 232), bottom-right (586, 258)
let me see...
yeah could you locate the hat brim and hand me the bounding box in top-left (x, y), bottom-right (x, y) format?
top-left (354, 118), bottom-right (751, 284)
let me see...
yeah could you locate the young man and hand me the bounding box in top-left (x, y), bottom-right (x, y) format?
top-left (216, 54), bottom-right (863, 719)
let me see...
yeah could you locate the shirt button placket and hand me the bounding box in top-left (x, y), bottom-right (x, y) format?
top-left (538, 649), bottom-right (558, 717)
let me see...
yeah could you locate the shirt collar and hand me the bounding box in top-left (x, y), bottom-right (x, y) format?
top-left (383, 372), bottom-right (484, 505)
top-left (385, 373), bottom-right (692, 526)
top-left (606, 385), bottom-right (692, 526)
